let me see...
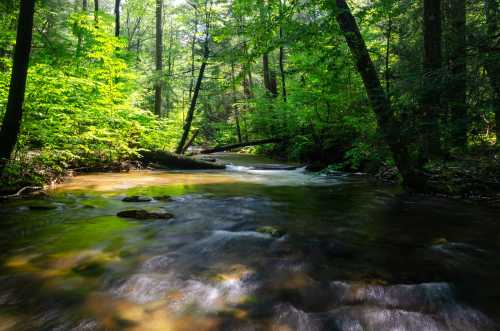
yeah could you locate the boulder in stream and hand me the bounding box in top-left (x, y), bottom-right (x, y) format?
top-left (117, 209), bottom-right (174, 220)
top-left (122, 196), bottom-right (152, 203)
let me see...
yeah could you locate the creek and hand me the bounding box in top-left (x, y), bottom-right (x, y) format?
top-left (0, 153), bottom-right (498, 330)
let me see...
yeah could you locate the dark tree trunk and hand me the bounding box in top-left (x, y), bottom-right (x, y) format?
top-left (200, 138), bottom-right (283, 154)
top-left (484, 0), bottom-right (500, 145)
top-left (154, 0), bottom-right (163, 116)
top-left (231, 62), bottom-right (242, 143)
top-left (94, 0), bottom-right (99, 24)
top-left (176, 27), bottom-right (209, 154)
top-left (448, 0), bottom-right (467, 147)
top-left (333, 0), bottom-right (425, 190)
top-left (385, 13), bottom-right (392, 96)
top-left (422, 0), bottom-right (443, 158)
top-left (262, 53), bottom-right (271, 93)
top-left (279, 0), bottom-right (287, 102)
top-left (114, 0), bottom-right (121, 37)
top-left (188, 13), bottom-right (198, 102)
top-left (0, 0), bottom-right (36, 175)
top-left (83, 0), bottom-right (88, 11)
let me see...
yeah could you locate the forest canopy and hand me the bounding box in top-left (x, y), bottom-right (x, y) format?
top-left (0, 0), bottom-right (499, 192)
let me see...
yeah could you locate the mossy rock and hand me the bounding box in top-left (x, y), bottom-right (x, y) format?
top-left (256, 226), bottom-right (285, 238)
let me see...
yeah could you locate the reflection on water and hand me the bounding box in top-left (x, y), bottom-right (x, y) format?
top-left (0, 153), bottom-right (499, 330)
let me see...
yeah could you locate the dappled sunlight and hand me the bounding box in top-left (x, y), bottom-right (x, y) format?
top-left (54, 170), bottom-right (243, 192)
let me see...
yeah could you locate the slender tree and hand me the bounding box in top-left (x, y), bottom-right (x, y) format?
top-left (448, 0), bottom-right (467, 147)
top-left (0, 0), bottom-right (36, 175)
top-left (94, 0), bottom-right (99, 24)
top-left (333, 0), bottom-right (424, 189)
top-left (154, 0), bottom-right (163, 116)
top-left (422, 0), bottom-right (443, 158)
top-left (279, 0), bottom-right (287, 102)
top-left (115, 0), bottom-right (121, 37)
top-left (176, 1), bottom-right (211, 154)
top-left (484, 0), bottom-right (500, 145)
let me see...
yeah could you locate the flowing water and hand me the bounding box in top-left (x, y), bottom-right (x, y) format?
top-left (0, 153), bottom-right (499, 331)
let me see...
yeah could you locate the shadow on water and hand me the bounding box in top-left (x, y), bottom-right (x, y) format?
top-left (0, 160), bottom-right (499, 330)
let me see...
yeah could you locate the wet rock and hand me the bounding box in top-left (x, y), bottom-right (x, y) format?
top-left (122, 196), bottom-right (152, 202)
top-left (117, 209), bottom-right (174, 220)
top-left (153, 195), bottom-right (174, 202)
top-left (256, 226), bottom-right (285, 238)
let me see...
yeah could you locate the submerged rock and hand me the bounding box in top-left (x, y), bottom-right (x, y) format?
top-left (117, 209), bottom-right (174, 220)
top-left (122, 196), bottom-right (152, 202)
top-left (256, 226), bottom-right (285, 238)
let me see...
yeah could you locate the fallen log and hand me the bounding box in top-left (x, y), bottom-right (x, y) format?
top-left (200, 138), bottom-right (283, 154)
top-left (140, 150), bottom-right (225, 170)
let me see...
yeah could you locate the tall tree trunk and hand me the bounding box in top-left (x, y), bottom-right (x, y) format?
top-left (154, 0), bottom-right (163, 116)
top-left (484, 0), bottom-right (500, 145)
top-left (94, 0), bottom-right (99, 24)
top-left (422, 0), bottom-right (443, 158)
top-left (0, 0), bottom-right (36, 175)
top-left (231, 62), bottom-right (242, 143)
top-left (188, 12), bottom-right (198, 102)
top-left (333, 0), bottom-right (424, 190)
top-left (279, 0), bottom-right (287, 102)
top-left (385, 13), bottom-right (392, 96)
top-left (176, 12), bottom-right (210, 154)
top-left (114, 0), bottom-right (121, 37)
top-left (262, 53), bottom-right (271, 93)
top-left (263, 53), bottom-right (278, 97)
top-left (447, 0), bottom-right (467, 147)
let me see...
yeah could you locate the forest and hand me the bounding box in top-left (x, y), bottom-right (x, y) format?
top-left (1, 1), bottom-right (500, 330)
top-left (0, 0), bottom-right (498, 194)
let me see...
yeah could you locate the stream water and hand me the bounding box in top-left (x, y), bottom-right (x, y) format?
top-left (0, 153), bottom-right (499, 331)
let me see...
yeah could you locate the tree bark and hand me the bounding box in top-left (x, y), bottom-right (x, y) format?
top-left (0, 0), bottom-right (36, 175)
top-left (448, 0), bottom-right (467, 147)
top-left (333, 0), bottom-right (425, 190)
top-left (154, 0), bottom-right (163, 116)
top-left (279, 0), bottom-right (287, 102)
top-left (114, 0), bottom-right (121, 37)
top-left (231, 62), bottom-right (242, 143)
top-left (94, 0), bottom-right (99, 24)
top-left (200, 138), bottom-right (283, 154)
top-left (484, 0), bottom-right (500, 145)
top-left (422, 0), bottom-right (443, 158)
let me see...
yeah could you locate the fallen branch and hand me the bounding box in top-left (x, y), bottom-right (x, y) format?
top-left (200, 138), bottom-right (284, 154)
top-left (0, 186), bottom-right (42, 199)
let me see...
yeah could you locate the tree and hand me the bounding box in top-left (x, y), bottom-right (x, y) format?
top-left (115, 0), bottom-right (121, 37)
top-left (333, 0), bottom-right (424, 189)
top-left (279, 0), bottom-right (287, 102)
top-left (422, 0), bottom-right (443, 158)
top-left (176, 0), bottom-right (211, 154)
top-left (0, 0), bottom-right (36, 175)
top-left (154, 0), bottom-right (163, 116)
top-left (94, 0), bottom-right (99, 24)
top-left (447, 0), bottom-right (467, 147)
top-left (484, 0), bottom-right (500, 145)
